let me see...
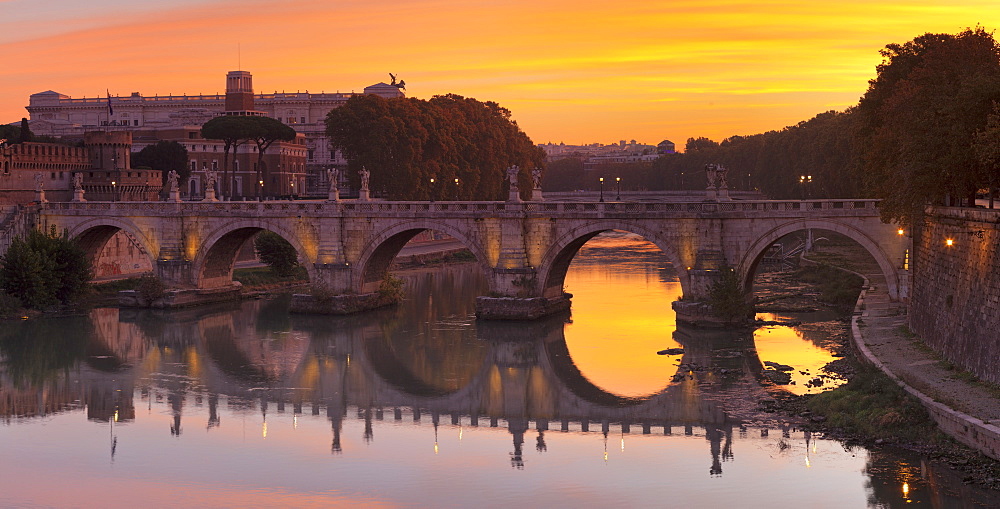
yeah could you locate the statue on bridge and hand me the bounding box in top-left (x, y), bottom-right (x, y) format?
top-left (704, 163), bottom-right (731, 201)
top-left (167, 170), bottom-right (182, 202)
top-left (326, 167), bottom-right (340, 202)
top-left (204, 168), bottom-right (219, 202)
top-left (507, 165), bottom-right (520, 192)
top-left (72, 173), bottom-right (86, 202)
top-left (506, 165), bottom-right (523, 203)
top-left (34, 173), bottom-right (46, 203)
top-left (358, 167), bottom-right (371, 202)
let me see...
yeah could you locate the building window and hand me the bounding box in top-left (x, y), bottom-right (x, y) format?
top-left (190, 161), bottom-right (196, 172)
top-left (134, 120), bottom-right (139, 126)
top-left (301, 116), bottom-right (306, 124)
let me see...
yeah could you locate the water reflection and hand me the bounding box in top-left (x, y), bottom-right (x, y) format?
top-left (0, 233), bottom-right (994, 507)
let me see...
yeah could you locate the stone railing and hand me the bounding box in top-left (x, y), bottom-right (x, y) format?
top-left (40, 198), bottom-right (881, 218)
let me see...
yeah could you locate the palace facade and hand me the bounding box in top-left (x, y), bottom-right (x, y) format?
top-left (25, 71), bottom-right (404, 196)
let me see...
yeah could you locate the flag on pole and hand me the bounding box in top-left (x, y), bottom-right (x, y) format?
top-left (106, 90), bottom-right (114, 116)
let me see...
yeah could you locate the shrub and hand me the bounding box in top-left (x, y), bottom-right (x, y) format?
top-left (708, 266), bottom-right (753, 323)
top-left (0, 292), bottom-right (22, 319)
top-left (0, 227), bottom-right (92, 309)
top-left (378, 273), bottom-right (405, 301)
top-left (136, 274), bottom-right (166, 305)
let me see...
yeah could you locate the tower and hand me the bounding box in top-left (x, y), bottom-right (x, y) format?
top-left (225, 71), bottom-right (255, 112)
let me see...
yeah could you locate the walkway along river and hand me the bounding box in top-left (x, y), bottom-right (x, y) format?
top-left (0, 232), bottom-right (996, 507)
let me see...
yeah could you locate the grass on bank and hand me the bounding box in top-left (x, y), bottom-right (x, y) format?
top-left (806, 361), bottom-right (943, 443)
top-left (232, 266), bottom-right (308, 287)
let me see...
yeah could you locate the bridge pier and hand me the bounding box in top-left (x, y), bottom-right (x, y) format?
top-left (476, 267), bottom-right (571, 320)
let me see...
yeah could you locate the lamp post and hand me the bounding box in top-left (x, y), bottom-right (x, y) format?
top-left (615, 177), bottom-right (621, 200)
top-left (430, 177), bottom-right (435, 202)
top-left (111, 181), bottom-right (117, 202)
top-left (599, 177), bottom-right (605, 202)
top-left (259, 179), bottom-right (264, 202)
top-left (799, 174), bottom-right (812, 199)
top-left (454, 178), bottom-right (459, 200)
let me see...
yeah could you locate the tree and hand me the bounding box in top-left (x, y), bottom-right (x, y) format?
top-left (254, 231), bottom-right (299, 277)
top-left (244, 116), bottom-right (296, 198)
top-left (854, 27), bottom-right (1000, 223)
top-left (0, 227), bottom-right (92, 309)
top-left (132, 141), bottom-right (190, 186)
top-left (201, 116), bottom-right (258, 198)
top-left (684, 137), bottom-right (719, 153)
top-left (18, 118), bottom-right (33, 143)
top-left (326, 93), bottom-right (545, 200)
top-left (974, 103), bottom-right (1000, 203)
top-left (0, 124), bottom-right (20, 144)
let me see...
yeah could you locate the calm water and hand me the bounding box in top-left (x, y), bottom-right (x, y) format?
top-left (0, 232), bottom-right (995, 508)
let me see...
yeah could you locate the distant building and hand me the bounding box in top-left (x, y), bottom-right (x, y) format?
top-left (1, 131), bottom-right (161, 204)
top-left (657, 140), bottom-right (676, 154)
top-left (25, 71), bottom-right (404, 196)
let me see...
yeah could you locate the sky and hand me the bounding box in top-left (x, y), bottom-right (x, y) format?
top-left (0, 0), bottom-right (995, 147)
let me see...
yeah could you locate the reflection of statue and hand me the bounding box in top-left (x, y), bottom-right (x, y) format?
top-left (359, 167), bottom-right (370, 191)
top-left (34, 173), bottom-right (43, 192)
top-left (507, 165), bottom-right (520, 191)
top-left (531, 167), bottom-right (542, 190)
top-left (167, 170), bottom-right (179, 192)
top-left (73, 173), bottom-right (83, 190)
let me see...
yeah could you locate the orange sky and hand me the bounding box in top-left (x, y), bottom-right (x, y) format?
top-left (0, 0), bottom-right (995, 146)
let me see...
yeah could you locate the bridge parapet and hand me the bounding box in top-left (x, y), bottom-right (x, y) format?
top-left (41, 198), bottom-right (881, 219)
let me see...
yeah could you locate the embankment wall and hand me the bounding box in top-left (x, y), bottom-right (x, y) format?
top-left (909, 206), bottom-right (1000, 385)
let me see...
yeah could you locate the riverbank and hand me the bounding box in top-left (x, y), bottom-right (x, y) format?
top-left (762, 236), bottom-right (1000, 492)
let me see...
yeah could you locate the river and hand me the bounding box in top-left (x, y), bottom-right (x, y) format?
top-left (0, 231), bottom-right (995, 508)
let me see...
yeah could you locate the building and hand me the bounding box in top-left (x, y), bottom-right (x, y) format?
top-left (1, 132), bottom-right (161, 278)
top-left (1, 131), bottom-right (160, 204)
top-left (26, 71), bottom-right (404, 196)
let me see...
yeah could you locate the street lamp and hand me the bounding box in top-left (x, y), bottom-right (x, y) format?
top-left (290, 181), bottom-right (294, 200)
top-left (454, 178), bottom-right (459, 200)
top-left (259, 179), bottom-right (264, 202)
top-left (599, 177), bottom-right (605, 202)
top-left (799, 175), bottom-right (812, 199)
top-left (615, 177), bottom-right (621, 200)
top-left (430, 177), bottom-right (435, 202)
top-left (111, 181), bottom-right (117, 202)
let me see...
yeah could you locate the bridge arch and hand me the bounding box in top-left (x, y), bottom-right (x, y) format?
top-left (192, 219), bottom-right (317, 288)
top-left (537, 221), bottom-right (688, 299)
top-left (66, 217), bottom-right (158, 269)
top-left (354, 220), bottom-right (492, 294)
top-left (737, 219), bottom-right (901, 300)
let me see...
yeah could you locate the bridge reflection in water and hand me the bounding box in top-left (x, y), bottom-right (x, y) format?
top-left (1, 234), bottom-right (987, 507)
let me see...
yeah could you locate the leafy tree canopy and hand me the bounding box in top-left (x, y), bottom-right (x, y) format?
top-left (254, 231), bottom-right (299, 277)
top-left (132, 140), bottom-right (190, 185)
top-left (325, 93), bottom-right (545, 200)
top-left (855, 26), bottom-right (1000, 223)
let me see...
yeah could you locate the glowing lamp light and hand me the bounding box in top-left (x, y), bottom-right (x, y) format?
top-left (946, 238), bottom-right (954, 247)
top-left (897, 228), bottom-right (905, 236)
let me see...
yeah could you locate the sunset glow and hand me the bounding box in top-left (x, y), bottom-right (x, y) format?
top-left (0, 1), bottom-right (994, 145)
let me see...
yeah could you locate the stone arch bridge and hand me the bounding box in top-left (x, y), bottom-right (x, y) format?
top-left (34, 198), bottom-right (910, 318)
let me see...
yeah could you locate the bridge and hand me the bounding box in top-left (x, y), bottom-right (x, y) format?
top-left (31, 197), bottom-right (910, 318)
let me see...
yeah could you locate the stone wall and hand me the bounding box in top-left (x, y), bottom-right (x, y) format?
top-left (909, 206), bottom-right (1000, 384)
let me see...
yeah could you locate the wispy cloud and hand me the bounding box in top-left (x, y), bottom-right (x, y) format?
top-left (0, 0), bottom-right (993, 143)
